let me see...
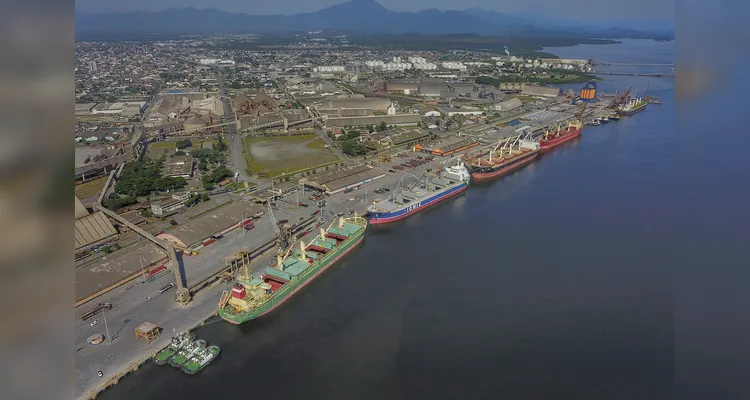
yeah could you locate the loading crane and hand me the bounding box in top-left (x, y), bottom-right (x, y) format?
top-left (609, 87), bottom-right (632, 109)
top-left (267, 201), bottom-right (292, 261)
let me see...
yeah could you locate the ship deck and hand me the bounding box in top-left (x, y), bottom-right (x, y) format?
top-left (368, 175), bottom-right (465, 213)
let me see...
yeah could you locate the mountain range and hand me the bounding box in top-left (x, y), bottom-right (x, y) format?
top-left (75, 0), bottom-right (674, 39)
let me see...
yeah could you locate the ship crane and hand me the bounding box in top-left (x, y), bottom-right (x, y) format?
top-left (610, 87), bottom-right (632, 109)
top-left (267, 201), bottom-right (292, 258)
top-left (488, 135), bottom-right (514, 163)
top-left (389, 173), bottom-right (405, 203)
top-left (408, 171), bottom-right (430, 191)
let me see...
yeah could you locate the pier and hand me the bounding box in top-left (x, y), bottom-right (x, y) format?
top-left (592, 61), bottom-right (674, 67)
top-left (594, 71), bottom-right (674, 78)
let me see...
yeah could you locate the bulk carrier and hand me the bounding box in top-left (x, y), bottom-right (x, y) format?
top-left (464, 132), bottom-right (540, 182)
top-left (538, 120), bottom-right (583, 153)
top-left (618, 97), bottom-right (648, 116)
top-left (218, 215), bottom-right (367, 325)
top-left (366, 161), bottom-right (470, 224)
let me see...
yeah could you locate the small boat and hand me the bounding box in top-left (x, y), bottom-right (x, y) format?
top-left (182, 345), bottom-right (221, 374)
top-left (168, 340), bottom-right (206, 367)
top-left (153, 331), bottom-right (194, 365)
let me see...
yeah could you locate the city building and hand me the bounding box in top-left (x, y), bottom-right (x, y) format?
top-left (150, 197), bottom-right (185, 216)
top-left (492, 98), bottom-right (523, 112)
top-left (386, 82), bottom-right (420, 95)
top-left (164, 155), bottom-right (194, 179)
top-left (419, 84), bottom-right (450, 97)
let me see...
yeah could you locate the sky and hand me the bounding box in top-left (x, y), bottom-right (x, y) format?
top-left (75, 0), bottom-right (674, 21)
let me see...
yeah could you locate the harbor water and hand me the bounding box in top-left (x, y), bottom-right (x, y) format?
top-left (101, 39), bottom-right (686, 399)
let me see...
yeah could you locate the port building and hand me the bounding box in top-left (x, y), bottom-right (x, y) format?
top-left (324, 114), bottom-right (422, 128)
top-left (301, 165), bottom-right (386, 195)
top-left (521, 85), bottom-right (561, 98)
top-left (156, 200), bottom-right (264, 250)
top-left (414, 137), bottom-right (480, 157)
top-left (74, 196), bottom-right (118, 255)
top-left (369, 127), bottom-right (431, 148)
top-left (492, 98), bottom-right (523, 112)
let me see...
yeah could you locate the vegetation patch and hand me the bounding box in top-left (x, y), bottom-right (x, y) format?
top-left (75, 176), bottom-right (108, 199)
top-left (113, 158), bottom-right (187, 198)
top-left (146, 139), bottom-right (220, 159)
top-left (242, 134), bottom-right (339, 178)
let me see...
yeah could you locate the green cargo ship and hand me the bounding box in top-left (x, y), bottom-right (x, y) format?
top-left (218, 215), bottom-right (367, 325)
top-left (168, 339), bottom-right (206, 367)
top-left (182, 345), bottom-right (221, 375)
top-left (153, 331), bottom-right (194, 365)
top-left (618, 97), bottom-right (648, 116)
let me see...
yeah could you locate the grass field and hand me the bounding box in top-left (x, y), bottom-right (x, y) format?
top-left (242, 135), bottom-right (339, 178)
top-left (75, 176), bottom-right (108, 199)
top-left (146, 140), bottom-right (218, 159)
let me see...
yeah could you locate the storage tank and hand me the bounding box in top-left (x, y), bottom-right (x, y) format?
top-left (579, 81), bottom-right (597, 102)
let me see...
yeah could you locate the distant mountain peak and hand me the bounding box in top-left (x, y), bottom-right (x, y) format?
top-left (322, 0), bottom-right (389, 12)
top-left (74, 2), bottom-right (669, 39)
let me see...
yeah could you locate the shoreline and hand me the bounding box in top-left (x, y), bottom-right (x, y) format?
top-left (78, 308), bottom-right (217, 400)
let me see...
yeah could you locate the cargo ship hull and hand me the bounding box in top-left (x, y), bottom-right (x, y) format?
top-left (619, 103), bottom-right (647, 116)
top-left (367, 182), bottom-right (467, 224)
top-left (471, 151), bottom-right (539, 181)
top-left (539, 128), bottom-right (581, 153)
top-left (218, 223), bottom-right (366, 325)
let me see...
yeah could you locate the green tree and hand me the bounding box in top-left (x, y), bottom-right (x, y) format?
top-left (379, 121), bottom-right (387, 131)
top-left (215, 135), bottom-right (228, 152)
top-left (175, 139), bottom-right (192, 149)
top-left (342, 139), bottom-right (365, 156)
top-left (102, 196), bottom-right (137, 210)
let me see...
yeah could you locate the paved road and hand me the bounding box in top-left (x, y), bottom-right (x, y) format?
top-left (215, 69), bottom-right (252, 183)
top-left (74, 197), bottom-right (320, 399)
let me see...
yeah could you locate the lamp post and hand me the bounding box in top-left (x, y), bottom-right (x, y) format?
top-left (102, 310), bottom-right (112, 344)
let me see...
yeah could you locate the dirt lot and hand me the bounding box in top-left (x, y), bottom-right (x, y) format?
top-left (243, 135), bottom-right (339, 178)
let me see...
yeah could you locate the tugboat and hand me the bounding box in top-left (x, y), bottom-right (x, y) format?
top-left (153, 331), bottom-right (194, 365)
top-left (608, 112), bottom-right (621, 121)
top-left (182, 344), bottom-right (221, 374)
top-left (169, 340), bottom-right (206, 368)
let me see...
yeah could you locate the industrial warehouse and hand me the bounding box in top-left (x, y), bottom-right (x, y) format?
top-left (414, 137), bottom-right (480, 157)
top-left (156, 200), bottom-right (264, 250)
top-left (301, 164), bottom-right (386, 195)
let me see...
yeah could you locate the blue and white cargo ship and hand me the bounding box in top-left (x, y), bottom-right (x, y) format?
top-left (366, 162), bottom-right (470, 225)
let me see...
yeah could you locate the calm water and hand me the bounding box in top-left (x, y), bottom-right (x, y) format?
top-left (101, 40), bottom-right (681, 399)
